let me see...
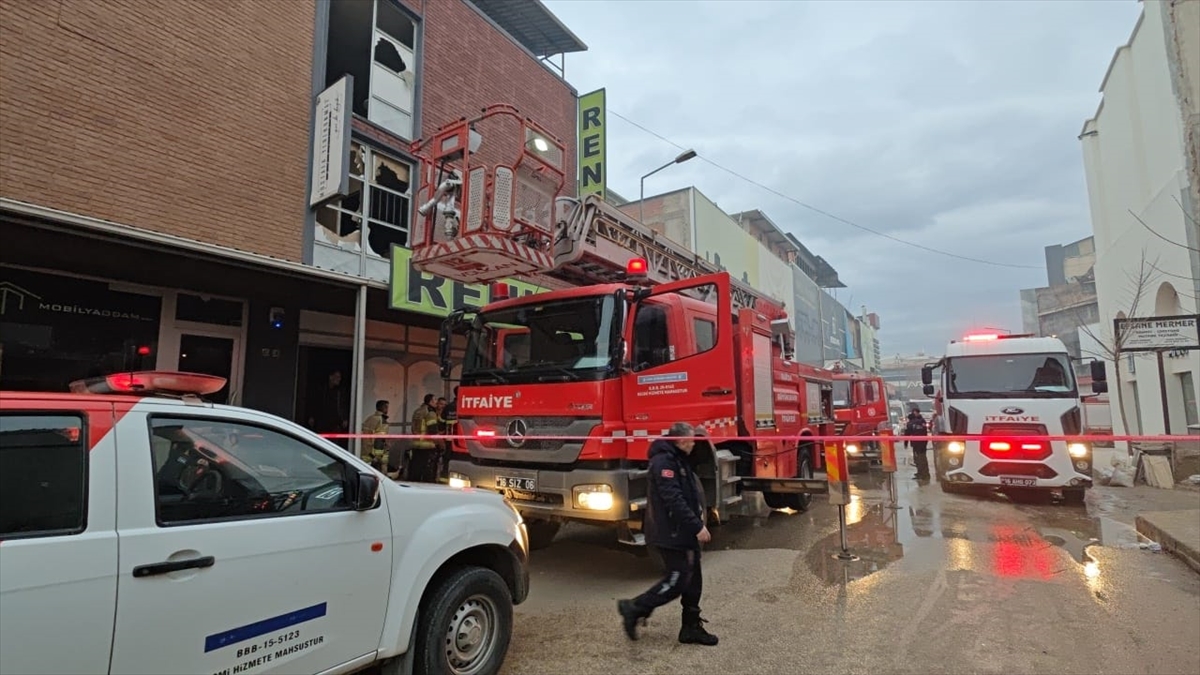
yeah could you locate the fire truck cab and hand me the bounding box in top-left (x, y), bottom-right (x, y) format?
top-left (440, 269), bottom-right (833, 550)
top-left (830, 370), bottom-right (890, 469)
top-left (922, 333), bottom-right (1097, 503)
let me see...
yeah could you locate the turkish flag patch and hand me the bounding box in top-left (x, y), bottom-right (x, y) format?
top-left (661, 469), bottom-right (675, 478)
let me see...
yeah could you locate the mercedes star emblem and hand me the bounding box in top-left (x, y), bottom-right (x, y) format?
top-left (505, 418), bottom-right (528, 448)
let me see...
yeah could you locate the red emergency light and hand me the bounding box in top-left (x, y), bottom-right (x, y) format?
top-left (490, 283), bottom-right (516, 300)
top-left (136, 345), bottom-right (152, 356)
top-left (963, 333), bottom-right (1000, 342)
top-left (69, 371), bottom-right (227, 397)
top-left (626, 257), bottom-right (648, 276)
top-left (476, 429), bottom-right (497, 438)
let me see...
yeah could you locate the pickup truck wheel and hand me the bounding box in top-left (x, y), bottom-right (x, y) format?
top-left (524, 519), bottom-right (561, 551)
top-left (418, 567), bottom-right (513, 675)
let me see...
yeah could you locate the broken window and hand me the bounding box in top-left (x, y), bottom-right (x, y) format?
top-left (314, 142), bottom-right (412, 259)
top-left (325, 0), bottom-right (418, 140)
top-left (365, 152), bottom-right (412, 257)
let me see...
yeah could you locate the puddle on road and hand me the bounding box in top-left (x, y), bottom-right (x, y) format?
top-left (716, 476), bottom-right (1165, 586)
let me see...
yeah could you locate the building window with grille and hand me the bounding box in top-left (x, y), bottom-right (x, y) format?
top-left (314, 142), bottom-right (412, 260)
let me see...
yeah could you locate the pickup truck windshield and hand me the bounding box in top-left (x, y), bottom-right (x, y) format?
top-left (946, 352), bottom-right (1077, 399)
top-left (462, 294), bottom-right (619, 384)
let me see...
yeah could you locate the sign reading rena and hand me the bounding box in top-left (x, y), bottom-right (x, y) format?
top-left (460, 395), bottom-right (514, 409)
top-left (1115, 314), bottom-right (1200, 352)
top-left (389, 246), bottom-right (544, 318)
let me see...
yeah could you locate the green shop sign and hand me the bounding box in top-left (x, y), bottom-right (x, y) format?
top-left (388, 246), bottom-right (545, 317)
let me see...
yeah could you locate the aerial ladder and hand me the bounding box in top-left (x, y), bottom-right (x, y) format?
top-left (409, 104), bottom-right (789, 333)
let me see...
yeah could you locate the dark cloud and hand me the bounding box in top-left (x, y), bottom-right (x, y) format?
top-left (543, 0), bottom-right (1139, 354)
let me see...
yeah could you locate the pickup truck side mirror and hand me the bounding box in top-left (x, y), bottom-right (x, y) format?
top-left (354, 472), bottom-right (380, 511)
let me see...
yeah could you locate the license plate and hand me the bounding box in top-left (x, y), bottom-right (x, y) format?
top-left (1000, 476), bottom-right (1037, 487)
top-left (496, 476), bottom-right (536, 491)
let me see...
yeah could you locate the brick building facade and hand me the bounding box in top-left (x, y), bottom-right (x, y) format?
top-left (0, 0), bottom-right (586, 447)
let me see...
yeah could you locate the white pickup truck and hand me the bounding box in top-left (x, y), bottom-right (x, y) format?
top-left (0, 371), bottom-right (529, 675)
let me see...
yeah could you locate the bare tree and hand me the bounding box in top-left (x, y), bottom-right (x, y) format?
top-left (1075, 250), bottom-right (1160, 447)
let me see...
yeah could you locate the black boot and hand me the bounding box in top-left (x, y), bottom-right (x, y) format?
top-left (617, 599), bottom-right (648, 641)
top-left (679, 609), bottom-right (718, 646)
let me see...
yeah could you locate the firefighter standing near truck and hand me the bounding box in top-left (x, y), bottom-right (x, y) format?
top-left (617, 422), bottom-right (719, 647)
top-left (904, 404), bottom-right (932, 480)
top-left (408, 394), bottom-right (440, 482)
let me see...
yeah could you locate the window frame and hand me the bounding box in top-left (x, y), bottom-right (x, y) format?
top-left (145, 414), bottom-right (368, 529)
top-left (367, 0), bottom-right (419, 140)
top-left (0, 411), bottom-right (89, 540)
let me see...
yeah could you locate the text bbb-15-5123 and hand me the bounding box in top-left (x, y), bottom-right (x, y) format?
top-left (235, 630), bottom-right (301, 659)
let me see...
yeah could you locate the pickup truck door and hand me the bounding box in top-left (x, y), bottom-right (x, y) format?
top-left (622, 274), bottom-right (737, 444)
top-left (109, 405), bottom-right (393, 675)
top-left (0, 400), bottom-right (120, 675)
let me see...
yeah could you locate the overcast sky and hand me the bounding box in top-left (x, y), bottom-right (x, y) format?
top-left (542, 0), bottom-right (1142, 357)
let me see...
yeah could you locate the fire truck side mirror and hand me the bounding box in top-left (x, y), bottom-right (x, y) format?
top-left (1088, 360), bottom-right (1108, 394)
top-left (920, 365), bottom-right (933, 386)
top-left (923, 384), bottom-right (935, 396)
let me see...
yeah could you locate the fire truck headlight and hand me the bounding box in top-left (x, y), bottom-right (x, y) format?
top-left (947, 441), bottom-right (965, 454)
top-left (448, 472), bottom-right (472, 489)
top-left (1068, 443), bottom-right (1090, 458)
top-left (573, 484), bottom-right (614, 511)
top-left (846, 444), bottom-right (860, 455)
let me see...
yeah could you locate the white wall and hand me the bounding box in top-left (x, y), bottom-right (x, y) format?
top-left (1081, 0), bottom-right (1200, 436)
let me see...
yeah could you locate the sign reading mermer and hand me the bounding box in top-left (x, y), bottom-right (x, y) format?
top-left (1115, 314), bottom-right (1200, 352)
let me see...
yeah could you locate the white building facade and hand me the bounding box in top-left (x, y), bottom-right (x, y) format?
top-left (1080, 0), bottom-right (1200, 436)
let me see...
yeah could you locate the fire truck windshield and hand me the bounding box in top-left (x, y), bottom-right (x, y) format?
top-left (946, 353), bottom-right (1077, 399)
top-left (832, 380), bottom-right (853, 408)
top-left (461, 294), bottom-right (620, 385)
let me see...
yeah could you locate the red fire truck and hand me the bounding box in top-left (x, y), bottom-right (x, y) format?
top-left (406, 106), bottom-right (836, 551)
top-left (831, 369), bottom-right (891, 470)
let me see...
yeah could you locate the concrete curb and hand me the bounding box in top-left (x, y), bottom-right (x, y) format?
top-left (1136, 510), bottom-right (1200, 574)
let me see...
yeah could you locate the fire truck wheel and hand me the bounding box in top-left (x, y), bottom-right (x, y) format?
top-left (524, 519), bottom-right (562, 551)
top-left (762, 456), bottom-right (813, 512)
top-left (1062, 488), bottom-right (1086, 506)
top-left (939, 480), bottom-right (962, 494)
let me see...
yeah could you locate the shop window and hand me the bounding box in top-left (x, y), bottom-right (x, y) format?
top-left (0, 268), bottom-right (160, 392)
top-left (314, 143), bottom-right (412, 259)
top-left (326, 0), bottom-right (418, 140)
top-left (0, 414), bottom-right (88, 538)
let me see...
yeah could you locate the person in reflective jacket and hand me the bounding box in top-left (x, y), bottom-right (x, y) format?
top-left (617, 422), bottom-right (718, 646)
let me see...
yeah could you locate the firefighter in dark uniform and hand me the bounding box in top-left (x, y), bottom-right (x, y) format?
top-left (904, 405), bottom-right (931, 480)
top-left (617, 422), bottom-right (718, 646)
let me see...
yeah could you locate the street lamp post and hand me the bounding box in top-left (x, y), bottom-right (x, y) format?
top-left (639, 149), bottom-right (697, 225)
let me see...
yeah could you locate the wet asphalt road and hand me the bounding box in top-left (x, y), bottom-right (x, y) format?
top-left (500, 471), bottom-right (1200, 675)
